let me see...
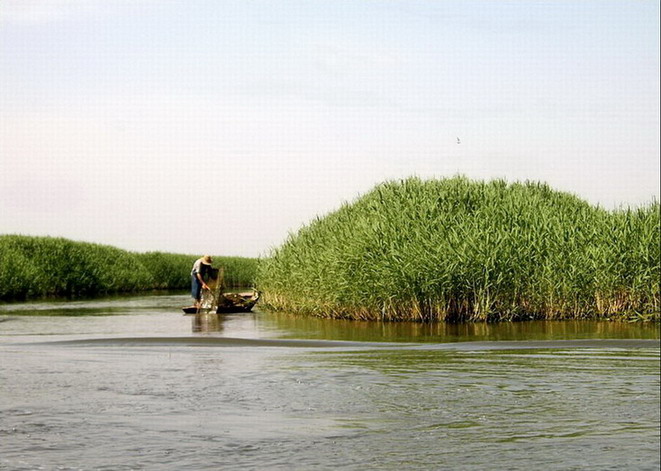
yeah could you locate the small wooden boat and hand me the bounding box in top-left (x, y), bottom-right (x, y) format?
top-left (182, 291), bottom-right (260, 314)
top-left (216, 291), bottom-right (260, 313)
top-left (182, 267), bottom-right (260, 314)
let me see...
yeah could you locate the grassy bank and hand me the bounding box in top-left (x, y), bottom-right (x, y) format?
top-left (0, 235), bottom-right (258, 301)
top-left (256, 176), bottom-right (660, 322)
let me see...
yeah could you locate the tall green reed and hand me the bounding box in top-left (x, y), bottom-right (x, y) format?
top-left (0, 235), bottom-right (258, 301)
top-left (256, 176), bottom-right (659, 322)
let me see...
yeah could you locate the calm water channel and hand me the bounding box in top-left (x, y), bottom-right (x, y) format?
top-left (1, 293), bottom-right (659, 470)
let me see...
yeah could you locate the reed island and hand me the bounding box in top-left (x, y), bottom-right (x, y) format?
top-left (256, 177), bottom-right (659, 322)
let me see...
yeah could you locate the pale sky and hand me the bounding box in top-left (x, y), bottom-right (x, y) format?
top-left (1, 1), bottom-right (659, 257)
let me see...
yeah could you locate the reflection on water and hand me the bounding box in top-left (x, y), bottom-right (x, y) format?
top-left (191, 313), bottom-right (224, 333)
top-left (0, 292), bottom-right (659, 344)
top-left (0, 291), bottom-right (186, 316)
top-left (258, 311), bottom-right (661, 343)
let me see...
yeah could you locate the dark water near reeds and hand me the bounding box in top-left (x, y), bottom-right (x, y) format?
top-left (1, 293), bottom-right (659, 470)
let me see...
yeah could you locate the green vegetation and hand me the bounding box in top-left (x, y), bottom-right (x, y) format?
top-left (0, 235), bottom-right (258, 301)
top-left (256, 176), bottom-right (660, 322)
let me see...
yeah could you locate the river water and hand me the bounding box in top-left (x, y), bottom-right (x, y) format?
top-left (1, 293), bottom-right (659, 470)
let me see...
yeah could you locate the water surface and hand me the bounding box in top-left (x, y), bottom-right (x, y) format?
top-left (1, 293), bottom-right (659, 470)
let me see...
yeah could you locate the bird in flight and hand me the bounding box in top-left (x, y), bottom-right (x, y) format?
top-left (457, 137), bottom-right (461, 144)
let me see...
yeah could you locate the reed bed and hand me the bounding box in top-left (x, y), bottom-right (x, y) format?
top-left (256, 176), bottom-right (660, 322)
top-left (0, 235), bottom-right (258, 301)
